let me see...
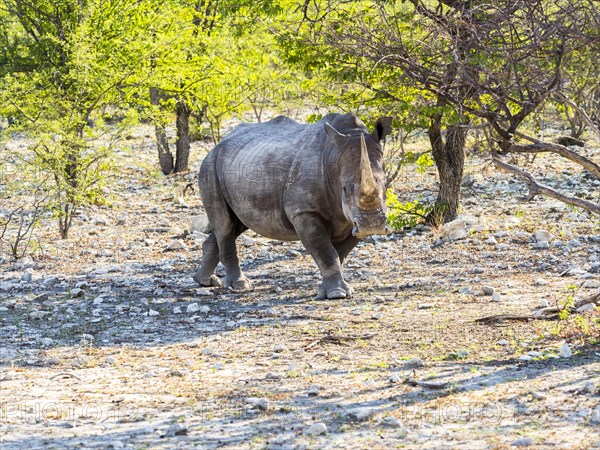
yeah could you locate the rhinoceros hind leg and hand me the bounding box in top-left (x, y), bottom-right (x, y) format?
top-left (193, 233), bottom-right (222, 287)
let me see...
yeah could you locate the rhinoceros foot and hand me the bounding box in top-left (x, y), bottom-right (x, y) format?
top-left (225, 277), bottom-right (253, 292)
top-left (317, 279), bottom-right (353, 299)
top-left (193, 273), bottom-right (222, 287)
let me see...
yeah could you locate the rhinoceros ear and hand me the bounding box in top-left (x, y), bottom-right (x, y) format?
top-left (325, 122), bottom-right (347, 146)
top-left (371, 116), bottom-right (393, 142)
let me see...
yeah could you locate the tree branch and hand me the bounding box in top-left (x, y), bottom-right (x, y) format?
top-left (507, 141), bottom-right (600, 180)
top-left (491, 155), bottom-right (600, 216)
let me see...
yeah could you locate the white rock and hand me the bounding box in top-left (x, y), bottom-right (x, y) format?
top-left (93, 215), bottom-right (110, 226)
top-left (105, 356), bottom-right (117, 365)
top-left (245, 397), bottom-right (269, 411)
top-left (485, 236), bottom-right (497, 245)
top-left (40, 337), bottom-right (54, 347)
top-left (165, 239), bottom-right (188, 251)
top-left (581, 381), bottom-right (596, 394)
top-left (380, 416), bottom-right (402, 428)
top-left (534, 229), bottom-right (554, 243)
top-left (539, 299), bottom-right (550, 308)
top-left (576, 303), bottom-right (595, 313)
top-left (75, 355), bottom-right (90, 367)
top-left (534, 278), bottom-right (549, 286)
top-left (578, 408), bottom-right (591, 417)
top-left (519, 355), bottom-right (533, 361)
top-left (496, 243), bottom-right (510, 251)
top-left (187, 303), bottom-right (200, 314)
top-left (109, 441), bottom-right (124, 449)
top-left (308, 385), bottom-right (320, 396)
top-left (559, 342), bottom-right (572, 358)
top-left (71, 287), bottom-right (84, 298)
top-left (389, 373), bottom-right (402, 383)
top-left (304, 422), bottom-right (328, 436)
top-left (21, 269), bottom-right (34, 283)
top-left (30, 310), bottom-right (49, 320)
top-left (197, 288), bottom-right (212, 296)
top-left (441, 218), bottom-right (469, 241)
top-left (148, 309), bottom-right (160, 317)
top-left (2, 371), bottom-right (16, 380)
top-left (491, 292), bottom-right (502, 301)
top-left (165, 422), bottom-right (188, 437)
top-left (92, 296), bottom-right (104, 305)
top-left (591, 407), bottom-right (600, 424)
top-left (191, 215), bottom-right (211, 234)
top-left (418, 303), bottom-right (434, 309)
top-left (497, 340), bottom-right (509, 346)
top-left (273, 344), bottom-right (285, 353)
top-left (531, 391), bottom-right (546, 400)
top-left (173, 307), bottom-right (182, 314)
top-left (403, 358), bottom-right (424, 369)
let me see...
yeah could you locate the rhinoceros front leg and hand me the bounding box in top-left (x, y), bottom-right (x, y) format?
top-left (292, 214), bottom-right (352, 299)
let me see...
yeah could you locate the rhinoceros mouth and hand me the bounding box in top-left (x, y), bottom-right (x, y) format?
top-left (351, 208), bottom-right (389, 238)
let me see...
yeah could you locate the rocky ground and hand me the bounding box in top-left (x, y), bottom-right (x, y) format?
top-left (1, 123), bottom-right (599, 449)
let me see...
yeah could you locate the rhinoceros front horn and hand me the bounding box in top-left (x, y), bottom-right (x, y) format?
top-left (358, 134), bottom-right (379, 209)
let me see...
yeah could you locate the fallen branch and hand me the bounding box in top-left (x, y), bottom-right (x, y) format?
top-left (476, 291), bottom-right (600, 324)
top-left (475, 314), bottom-right (536, 324)
top-left (50, 372), bottom-right (82, 381)
top-left (304, 332), bottom-right (377, 350)
top-left (492, 156), bottom-right (600, 216)
top-left (405, 375), bottom-right (450, 389)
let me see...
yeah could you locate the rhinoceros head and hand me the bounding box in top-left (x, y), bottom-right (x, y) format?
top-left (326, 116), bottom-right (392, 238)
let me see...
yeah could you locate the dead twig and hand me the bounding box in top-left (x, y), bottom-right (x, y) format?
top-left (303, 332), bottom-right (377, 350)
top-left (50, 372), bottom-right (82, 381)
top-left (476, 292), bottom-right (600, 324)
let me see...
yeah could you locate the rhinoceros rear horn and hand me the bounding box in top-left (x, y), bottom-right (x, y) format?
top-left (358, 134), bottom-right (379, 209)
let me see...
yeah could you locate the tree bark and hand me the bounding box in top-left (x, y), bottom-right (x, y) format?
top-left (427, 116), bottom-right (466, 225)
top-left (150, 87), bottom-right (174, 175)
top-left (174, 100), bottom-right (191, 173)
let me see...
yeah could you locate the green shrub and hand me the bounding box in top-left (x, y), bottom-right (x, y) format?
top-left (386, 190), bottom-right (432, 231)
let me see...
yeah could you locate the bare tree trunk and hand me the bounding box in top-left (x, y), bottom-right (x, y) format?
top-left (428, 116), bottom-right (466, 225)
top-left (174, 101), bottom-right (191, 173)
top-left (150, 87), bottom-right (174, 175)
